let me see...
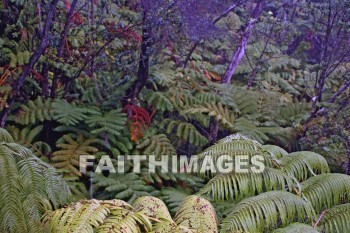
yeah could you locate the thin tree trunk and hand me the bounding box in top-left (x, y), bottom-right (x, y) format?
top-left (0, 0), bottom-right (60, 127)
top-left (51, 0), bottom-right (78, 98)
top-left (221, 0), bottom-right (266, 84)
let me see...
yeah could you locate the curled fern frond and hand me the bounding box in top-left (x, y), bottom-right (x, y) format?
top-left (279, 151), bottom-right (330, 181)
top-left (199, 167), bottom-right (295, 201)
top-left (174, 195), bottom-right (218, 233)
top-left (220, 191), bottom-right (316, 233)
top-left (317, 203), bottom-right (350, 233)
top-left (300, 173), bottom-right (350, 213)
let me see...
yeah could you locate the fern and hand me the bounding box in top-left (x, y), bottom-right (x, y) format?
top-left (86, 109), bottom-right (127, 137)
top-left (137, 133), bottom-right (177, 156)
top-left (174, 195), bottom-right (218, 233)
top-left (42, 199), bottom-right (153, 233)
top-left (0, 129), bottom-right (71, 233)
top-left (182, 103), bottom-right (235, 130)
top-left (273, 223), bottom-right (319, 233)
top-left (52, 99), bottom-right (96, 125)
top-left (146, 91), bottom-right (174, 111)
top-left (262, 144), bottom-right (289, 159)
top-left (279, 151), bottom-right (330, 181)
top-left (300, 173), bottom-right (350, 213)
top-left (15, 97), bottom-right (53, 125)
top-left (6, 125), bottom-right (51, 157)
top-left (317, 203), bottom-right (350, 233)
top-left (51, 134), bottom-right (98, 177)
top-left (160, 119), bottom-right (208, 147)
top-left (220, 191), bottom-right (316, 233)
top-left (199, 167), bottom-right (295, 201)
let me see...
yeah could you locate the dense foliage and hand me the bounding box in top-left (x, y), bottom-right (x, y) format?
top-left (0, 0), bottom-right (349, 232)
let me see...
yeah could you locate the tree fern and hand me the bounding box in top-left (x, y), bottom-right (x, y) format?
top-left (15, 97), bottom-right (53, 125)
top-left (279, 151), bottom-right (330, 181)
top-left (146, 91), bottom-right (174, 111)
top-left (220, 191), bottom-right (316, 233)
top-left (300, 173), bottom-right (350, 213)
top-left (199, 167), bottom-right (295, 201)
top-left (174, 195), bottom-right (218, 233)
top-left (0, 129), bottom-right (71, 233)
top-left (262, 144), bottom-right (289, 159)
top-left (316, 203), bottom-right (350, 233)
top-left (51, 134), bottom-right (98, 178)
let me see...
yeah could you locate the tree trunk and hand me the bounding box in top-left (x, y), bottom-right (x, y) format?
top-left (221, 0), bottom-right (266, 84)
top-left (0, 0), bottom-right (60, 127)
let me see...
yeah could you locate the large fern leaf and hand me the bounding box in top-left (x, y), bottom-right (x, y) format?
top-left (272, 223), bottom-right (319, 233)
top-left (300, 173), bottom-right (350, 213)
top-left (0, 130), bottom-right (71, 233)
top-left (316, 203), bottom-right (350, 233)
top-left (199, 167), bottom-right (295, 201)
top-left (15, 97), bottom-right (53, 125)
top-left (220, 191), bottom-right (316, 233)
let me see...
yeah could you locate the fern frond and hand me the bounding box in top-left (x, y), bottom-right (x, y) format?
top-left (199, 167), bottom-right (295, 201)
top-left (15, 97), bottom-right (53, 125)
top-left (86, 109), bottom-right (127, 137)
top-left (262, 144), bottom-right (289, 159)
top-left (0, 132), bottom-right (71, 233)
top-left (273, 223), bottom-right (319, 233)
top-left (161, 119), bottom-right (208, 147)
top-left (133, 196), bottom-right (172, 221)
top-left (52, 99), bottom-right (96, 125)
top-left (0, 127), bottom-right (14, 142)
top-left (279, 151), bottom-right (330, 181)
top-left (174, 195), bottom-right (218, 233)
top-left (51, 134), bottom-right (98, 177)
top-left (300, 173), bottom-right (350, 213)
top-left (137, 134), bottom-right (177, 156)
top-left (43, 199), bottom-right (153, 233)
top-left (182, 103), bottom-right (235, 130)
top-left (220, 191), bottom-right (316, 233)
top-left (146, 91), bottom-right (174, 111)
top-left (317, 203), bottom-right (350, 233)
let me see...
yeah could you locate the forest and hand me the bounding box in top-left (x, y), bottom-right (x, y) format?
top-left (0, 0), bottom-right (349, 232)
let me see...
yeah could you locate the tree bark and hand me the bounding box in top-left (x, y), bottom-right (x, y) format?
top-left (221, 0), bottom-right (266, 84)
top-left (0, 0), bottom-right (60, 127)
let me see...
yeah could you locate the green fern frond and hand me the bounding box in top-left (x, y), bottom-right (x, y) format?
top-left (300, 173), bottom-right (350, 213)
top-left (220, 191), bottom-right (316, 233)
top-left (174, 195), bottom-right (218, 233)
top-left (43, 199), bottom-right (153, 233)
top-left (51, 134), bottom-right (98, 177)
top-left (0, 131), bottom-right (71, 233)
top-left (182, 103), bottom-right (235, 130)
top-left (86, 109), bottom-right (127, 137)
top-left (317, 204), bottom-right (350, 233)
top-left (279, 151), bottom-right (330, 181)
top-left (233, 117), bottom-right (271, 143)
top-left (15, 97), bottom-right (53, 125)
top-left (0, 127), bottom-right (14, 142)
top-left (262, 145), bottom-right (289, 159)
top-left (52, 99), bottom-right (96, 125)
top-left (161, 119), bottom-right (208, 147)
top-left (146, 92), bottom-right (174, 111)
top-left (199, 167), bottom-right (295, 201)
top-left (92, 171), bottom-right (155, 202)
top-left (273, 223), bottom-right (319, 233)
top-left (137, 134), bottom-right (177, 156)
